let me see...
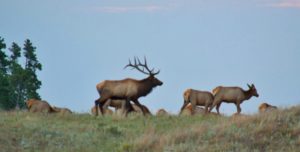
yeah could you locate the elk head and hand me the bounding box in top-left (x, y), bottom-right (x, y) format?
top-left (247, 84), bottom-right (259, 97)
top-left (124, 57), bottom-right (163, 87)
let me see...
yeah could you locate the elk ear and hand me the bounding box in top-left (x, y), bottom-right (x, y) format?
top-left (247, 83), bottom-right (251, 88)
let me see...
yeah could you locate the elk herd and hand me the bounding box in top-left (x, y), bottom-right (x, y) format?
top-left (25, 57), bottom-right (278, 116)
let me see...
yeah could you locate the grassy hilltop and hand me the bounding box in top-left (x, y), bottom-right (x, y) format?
top-left (1, 106), bottom-right (300, 152)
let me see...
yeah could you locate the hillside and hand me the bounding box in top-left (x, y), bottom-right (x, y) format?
top-left (0, 106), bottom-right (299, 152)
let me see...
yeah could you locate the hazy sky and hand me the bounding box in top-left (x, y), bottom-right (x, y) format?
top-left (1, 0), bottom-right (300, 114)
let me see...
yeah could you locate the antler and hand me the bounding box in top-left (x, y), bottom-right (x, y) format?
top-left (124, 56), bottom-right (160, 76)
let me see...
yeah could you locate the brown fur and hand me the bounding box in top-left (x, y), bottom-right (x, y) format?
top-left (180, 103), bottom-right (218, 116)
top-left (52, 106), bottom-right (72, 115)
top-left (156, 109), bottom-right (168, 116)
top-left (132, 104), bottom-right (152, 115)
top-left (91, 106), bottom-right (113, 116)
top-left (25, 99), bottom-right (55, 113)
top-left (209, 84), bottom-right (259, 114)
top-left (212, 86), bottom-right (221, 96)
top-left (259, 103), bottom-right (277, 113)
top-left (95, 57), bottom-right (162, 116)
top-left (102, 99), bottom-right (152, 115)
top-left (180, 88), bottom-right (214, 114)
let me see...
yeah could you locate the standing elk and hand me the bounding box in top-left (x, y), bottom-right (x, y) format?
top-left (95, 57), bottom-right (163, 116)
top-left (209, 84), bottom-right (259, 114)
top-left (180, 89), bottom-right (214, 115)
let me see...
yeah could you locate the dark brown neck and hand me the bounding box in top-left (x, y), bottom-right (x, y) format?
top-left (244, 89), bottom-right (253, 100)
top-left (138, 77), bottom-right (154, 97)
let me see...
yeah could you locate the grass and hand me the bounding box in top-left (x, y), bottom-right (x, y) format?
top-left (0, 106), bottom-right (300, 152)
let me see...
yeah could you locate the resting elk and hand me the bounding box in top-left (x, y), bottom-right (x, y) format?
top-left (103, 99), bottom-right (152, 115)
top-left (259, 103), bottom-right (277, 113)
top-left (26, 99), bottom-right (56, 113)
top-left (209, 84), bottom-right (259, 114)
top-left (95, 57), bottom-right (163, 116)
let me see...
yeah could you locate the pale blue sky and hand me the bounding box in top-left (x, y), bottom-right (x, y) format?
top-left (1, 0), bottom-right (300, 114)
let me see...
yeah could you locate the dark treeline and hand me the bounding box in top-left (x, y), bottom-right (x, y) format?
top-left (0, 36), bottom-right (42, 110)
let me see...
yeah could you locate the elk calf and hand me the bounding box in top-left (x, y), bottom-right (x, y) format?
top-left (180, 89), bottom-right (214, 115)
top-left (209, 84), bottom-right (259, 114)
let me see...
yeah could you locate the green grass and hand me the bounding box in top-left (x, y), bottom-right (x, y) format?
top-left (1, 106), bottom-right (300, 152)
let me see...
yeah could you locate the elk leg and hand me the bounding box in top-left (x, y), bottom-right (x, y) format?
top-left (216, 103), bottom-right (221, 114)
top-left (97, 96), bottom-right (110, 116)
top-left (94, 99), bottom-right (100, 116)
top-left (236, 103), bottom-right (241, 114)
top-left (209, 102), bottom-right (217, 113)
top-left (209, 98), bottom-right (221, 113)
top-left (180, 99), bottom-right (189, 112)
top-left (132, 99), bottom-right (145, 115)
top-left (102, 99), bottom-right (112, 115)
top-left (124, 99), bottom-right (132, 116)
top-left (127, 102), bottom-right (135, 113)
top-left (204, 101), bottom-right (210, 114)
top-left (191, 102), bottom-right (196, 115)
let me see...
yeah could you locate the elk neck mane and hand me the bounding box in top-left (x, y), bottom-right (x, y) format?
top-left (243, 88), bottom-right (253, 100)
top-left (137, 77), bottom-right (155, 97)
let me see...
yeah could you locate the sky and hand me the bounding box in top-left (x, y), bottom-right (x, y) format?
top-left (1, 0), bottom-right (300, 115)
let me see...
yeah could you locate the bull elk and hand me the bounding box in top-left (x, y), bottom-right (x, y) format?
top-left (95, 57), bottom-right (163, 116)
top-left (209, 84), bottom-right (259, 114)
top-left (180, 89), bottom-right (214, 114)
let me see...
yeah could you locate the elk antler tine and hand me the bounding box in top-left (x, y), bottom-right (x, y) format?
top-left (124, 59), bottom-right (130, 69)
top-left (144, 56), bottom-right (148, 67)
top-left (137, 57), bottom-right (142, 65)
top-left (153, 69), bottom-right (160, 75)
top-left (134, 57), bottom-right (137, 65)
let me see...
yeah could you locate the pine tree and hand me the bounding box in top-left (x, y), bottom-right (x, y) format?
top-left (9, 42), bottom-right (26, 109)
top-left (23, 39), bottom-right (42, 100)
top-left (0, 37), bottom-right (9, 73)
top-left (0, 37), bottom-right (14, 109)
top-left (0, 37), bottom-right (43, 110)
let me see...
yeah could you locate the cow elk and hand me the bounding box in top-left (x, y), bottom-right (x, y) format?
top-left (95, 57), bottom-right (163, 116)
top-left (103, 99), bottom-right (152, 115)
top-left (209, 84), bottom-right (259, 114)
top-left (52, 106), bottom-right (73, 115)
top-left (180, 89), bottom-right (214, 115)
top-left (91, 106), bottom-right (113, 116)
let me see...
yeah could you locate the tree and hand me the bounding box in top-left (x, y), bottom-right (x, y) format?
top-left (0, 37), bottom-right (9, 73)
top-left (23, 39), bottom-right (42, 100)
top-left (0, 72), bottom-right (14, 110)
top-left (9, 43), bottom-right (26, 109)
top-left (0, 37), bottom-right (43, 110)
top-left (0, 37), bottom-right (14, 109)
